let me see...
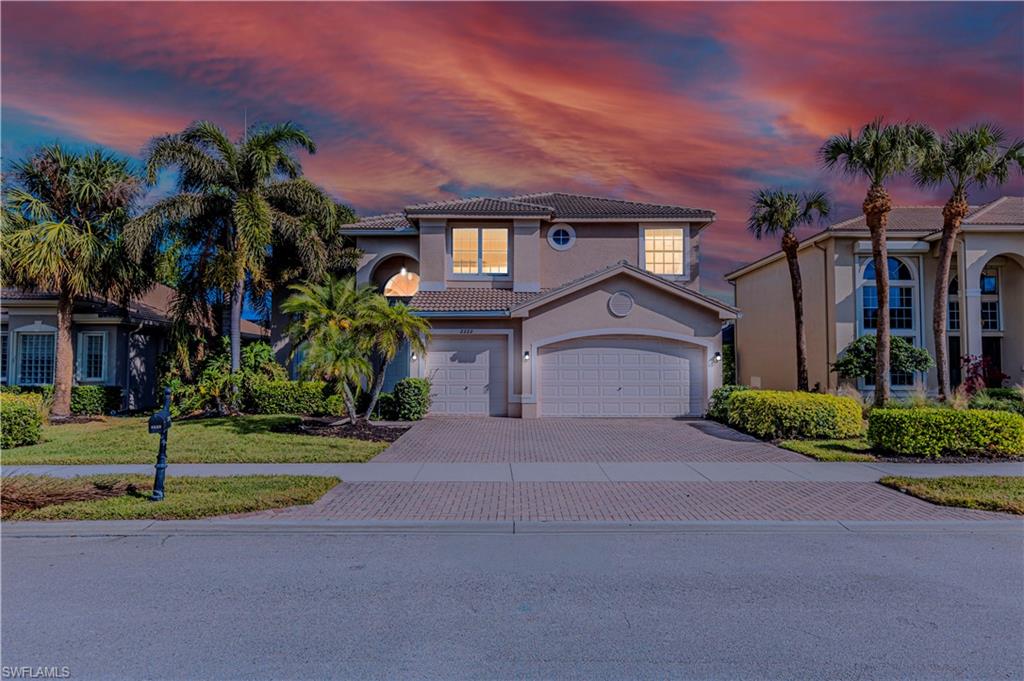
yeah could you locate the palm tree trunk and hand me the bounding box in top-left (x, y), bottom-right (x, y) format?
top-left (51, 293), bottom-right (75, 418)
top-left (229, 276), bottom-right (244, 373)
top-left (781, 232), bottom-right (809, 391)
top-left (864, 184), bottom-right (893, 407)
top-left (932, 193), bottom-right (968, 401)
top-left (364, 359), bottom-right (390, 422)
top-left (340, 382), bottom-right (359, 424)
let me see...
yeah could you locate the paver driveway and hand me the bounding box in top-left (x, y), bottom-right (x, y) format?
top-left (376, 416), bottom-right (806, 463)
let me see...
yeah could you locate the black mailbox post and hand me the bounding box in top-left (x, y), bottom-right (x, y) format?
top-left (148, 387), bottom-right (172, 501)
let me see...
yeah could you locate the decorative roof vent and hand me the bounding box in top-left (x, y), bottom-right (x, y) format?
top-left (608, 291), bottom-right (634, 318)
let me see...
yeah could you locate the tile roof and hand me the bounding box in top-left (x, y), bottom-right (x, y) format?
top-left (1, 284), bottom-right (269, 337)
top-left (340, 212), bottom-right (413, 232)
top-left (964, 196), bottom-right (1023, 225)
top-left (410, 289), bottom-right (541, 313)
top-left (348, 192), bottom-right (714, 229)
top-left (826, 206), bottom-right (972, 232)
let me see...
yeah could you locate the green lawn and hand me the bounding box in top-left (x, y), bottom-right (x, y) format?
top-left (1, 416), bottom-right (387, 465)
top-left (779, 437), bottom-right (876, 462)
top-left (880, 476), bottom-right (1024, 515)
top-left (3, 474), bottom-right (339, 521)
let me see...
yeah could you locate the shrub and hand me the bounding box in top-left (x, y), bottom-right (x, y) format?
top-left (325, 394), bottom-right (347, 418)
top-left (394, 378), bottom-right (431, 421)
top-left (868, 408), bottom-right (1024, 458)
top-left (69, 386), bottom-right (122, 415)
top-left (968, 393), bottom-right (1024, 417)
top-left (707, 384), bottom-right (749, 422)
top-left (726, 390), bottom-right (862, 440)
top-left (981, 387), bottom-right (1023, 403)
top-left (246, 381), bottom-right (329, 415)
top-left (832, 335), bottom-right (934, 381)
top-left (373, 392), bottom-right (398, 421)
top-left (0, 393), bottom-right (44, 448)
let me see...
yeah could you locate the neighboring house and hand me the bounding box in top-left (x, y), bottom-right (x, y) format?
top-left (726, 196), bottom-right (1023, 394)
top-left (1, 284), bottom-right (268, 410)
top-left (272, 192), bottom-right (737, 417)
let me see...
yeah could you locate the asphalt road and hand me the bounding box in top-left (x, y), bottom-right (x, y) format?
top-left (3, 528), bottom-right (1022, 680)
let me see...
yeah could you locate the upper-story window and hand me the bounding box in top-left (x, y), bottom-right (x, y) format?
top-left (452, 227), bottom-right (508, 276)
top-left (547, 224), bottom-right (576, 251)
top-left (980, 268), bottom-right (1001, 331)
top-left (641, 227), bottom-right (685, 276)
top-left (859, 256), bottom-right (918, 387)
top-left (947, 277), bottom-right (960, 332)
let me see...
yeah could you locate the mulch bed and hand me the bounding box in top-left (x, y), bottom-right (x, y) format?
top-left (273, 417), bottom-right (411, 443)
top-left (47, 415), bottom-right (106, 425)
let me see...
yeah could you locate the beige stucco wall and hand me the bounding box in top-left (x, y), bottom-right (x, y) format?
top-left (733, 245), bottom-right (831, 390)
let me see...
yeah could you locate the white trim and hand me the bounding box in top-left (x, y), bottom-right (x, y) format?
top-left (546, 223), bottom-right (576, 251)
top-left (76, 330), bottom-right (108, 383)
top-left (854, 240), bottom-right (929, 254)
top-left (412, 330), bottom-right (520, 405)
top-left (639, 224), bottom-right (690, 281)
top-left (522, 327), bottom-right (718, 405)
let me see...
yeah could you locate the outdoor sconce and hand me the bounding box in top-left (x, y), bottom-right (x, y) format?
top-left (523, 351), bottom-right (531, 361)
top-left (713, 351), bottom-right (723, 363)
top-left (411, 352), bottom-right (417, 361)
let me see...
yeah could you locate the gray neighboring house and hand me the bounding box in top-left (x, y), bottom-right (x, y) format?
top-left (1, 284), bottom-right (268, 410)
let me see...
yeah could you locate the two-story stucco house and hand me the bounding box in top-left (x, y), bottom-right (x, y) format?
top-left (726, 196), bottom-right (1023, 394)
top-left (273, 192), bottom-right (737, 417)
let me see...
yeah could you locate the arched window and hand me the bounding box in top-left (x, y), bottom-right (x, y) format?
top-left (859, 256), bottom-right (918, 387)
top-left (384, 270), bottom-right (420, 297)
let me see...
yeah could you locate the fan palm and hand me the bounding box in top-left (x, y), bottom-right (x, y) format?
top-left (915, 124), bottom-right (1024, 400)
top-left (126, 120), bottom-right (336, 377)
top-left (357, 298), bottom-right (431, 420)
top-left (747, 189), bottom-right (831, 391)
top-left (2, 146), bottom-right (153, 417)
top-left (297, 325), bottom-right (371, 423)
top-left (820, 119), bottom-right (934, 405)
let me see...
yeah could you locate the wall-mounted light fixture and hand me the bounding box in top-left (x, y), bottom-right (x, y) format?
top-left (523, 351), bottom-right (531, 361)
top-left (411, 352), bottom-right (418, 361)
top-left (712, 351), bottom-right (723, 363)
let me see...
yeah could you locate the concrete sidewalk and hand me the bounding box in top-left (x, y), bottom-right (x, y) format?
top-left (3, 460), bottom-right (1023, 481)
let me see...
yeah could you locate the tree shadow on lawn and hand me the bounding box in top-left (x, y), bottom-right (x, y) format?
top-left (176, 415), bottom-right (301, 436)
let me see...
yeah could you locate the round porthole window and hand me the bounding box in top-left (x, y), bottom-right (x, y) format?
top-left (547, 223), bottom-right (576, 251)
top-left (608, 291), bottom-right (634, 317)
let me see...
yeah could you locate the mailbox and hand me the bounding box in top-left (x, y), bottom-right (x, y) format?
top-left (148, 387), bottom-right (172, 501)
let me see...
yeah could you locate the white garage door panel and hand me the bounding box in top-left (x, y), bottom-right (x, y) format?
top-left (539, 336), bottom-right (704, 417)
top-left (425, 337), bottom-right (507, 416)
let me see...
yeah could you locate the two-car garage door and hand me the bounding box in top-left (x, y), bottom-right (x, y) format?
top-left (539, 336), bottom-right (704, 417)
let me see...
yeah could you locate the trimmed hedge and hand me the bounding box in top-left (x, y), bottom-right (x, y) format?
top-left (245, 381), bottom-right (329, 416)
top-left (0, 393), bottom-right (44, 448)
top-left (868, 408), bottom-right (1024, 458)
top-left (394, 378), bottom-right (431, 421)
top-left (726, 390), bottom-right (863, 440)
top-left (0, 385), bottom-right (122, 415)
top-left (707, 384), bottom-right (750, 422)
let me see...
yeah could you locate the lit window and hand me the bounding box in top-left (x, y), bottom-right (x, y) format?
top-left (643, 227), bottom-right (685, 276)
top-left (451, 227), bottom-right (509, 275)
top-left (980, 270), bottom-right (999, 295)
top-left (78, 332), bottom-right (106, 381)
top-left (18, 333), bottom-right (55, 385)
top-left (0, 333), bottom-right (8, 383)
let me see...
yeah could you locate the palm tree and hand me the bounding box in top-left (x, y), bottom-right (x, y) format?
top-left (357, 298), bottom-right (431, 420)
top-left (747, 189), bottom-right (831, 391)
top-left (297, 325), bottom-right (371, 423)
top-left (2, 146), bottom-right (153, 417)
top-left (820, 119), bottom-right (933, 406)
top-left (915, 125), bottom-right (1024, 400)
top-left (126, 120), bottom-right (336, 377)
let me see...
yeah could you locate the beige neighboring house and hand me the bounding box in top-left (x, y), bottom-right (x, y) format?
top-left (726, 196), bottom-right (1024, 394)
top-left (272, 192), bottom-right (737, 417)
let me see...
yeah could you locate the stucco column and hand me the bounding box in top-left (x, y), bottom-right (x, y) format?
top-left (961, 240), bottom-right (987, 358)
top-left (418, 219), bottom-right (447, 292)
top-left (513, 219), bottom-right (541, 292)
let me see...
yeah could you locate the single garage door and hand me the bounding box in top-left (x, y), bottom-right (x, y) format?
top-left (425, 336), bottom-right (508, 416)
top-left (539, 336), bottom-right (705, 417)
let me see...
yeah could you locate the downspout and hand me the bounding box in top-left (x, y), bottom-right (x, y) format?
top-left (730, 280), bottom-right (739, 384)
top-left (814, 241), bottom-right (833, 391)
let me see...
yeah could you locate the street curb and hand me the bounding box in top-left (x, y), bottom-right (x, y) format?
top-left (3, 518), bottom-right (1021, 537)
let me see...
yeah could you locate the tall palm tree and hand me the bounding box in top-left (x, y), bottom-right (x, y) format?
top-left (747, 189), bottom-right (831, 391)
top-left (126, 120), bottom-right (336, 376)
top-left (297, 325), bottom-right (371, 423)
top-left (357, 298), bottom-right (431, 420)
top-left (820, 119), bottom-right (933, 406)
top-left (2, 146), bottom-right (153, 417)
top-left (915, 125), bottom-right (1024, 400)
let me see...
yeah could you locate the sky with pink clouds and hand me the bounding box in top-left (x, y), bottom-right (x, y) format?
top-left (3, 1), bottom-right (1022, 296)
